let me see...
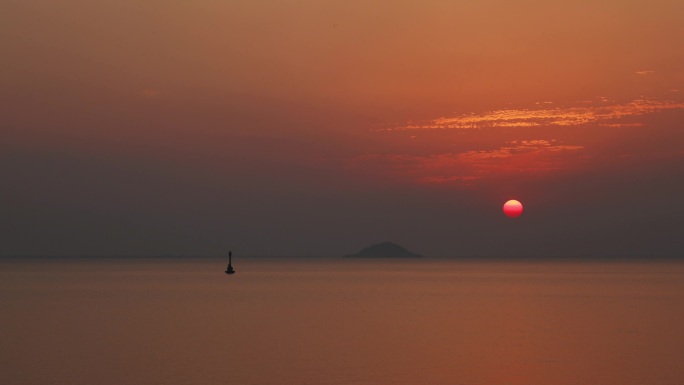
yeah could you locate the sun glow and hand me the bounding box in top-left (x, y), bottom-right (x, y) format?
top-left (503, 200), bottom-right (523, 218)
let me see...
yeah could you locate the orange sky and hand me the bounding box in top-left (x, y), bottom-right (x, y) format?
top-left (2, 0), bottom-right (684, 256)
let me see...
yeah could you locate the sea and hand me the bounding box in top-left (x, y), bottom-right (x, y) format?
top-left (2, 257), bottom-right (684, 385)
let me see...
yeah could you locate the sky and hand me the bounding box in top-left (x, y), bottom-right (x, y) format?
top-left (2, 0), bottom-right (684, 257)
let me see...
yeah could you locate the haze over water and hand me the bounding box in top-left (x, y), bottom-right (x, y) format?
top-left (3, 1), bottom-right (684, 258)
top-left (3, 258), bottom-right (684, 385)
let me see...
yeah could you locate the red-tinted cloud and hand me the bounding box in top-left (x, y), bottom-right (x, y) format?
top-left (385, 99), bottom-right (684, 131)
top-left (354, 98), bottom-right (684, 188)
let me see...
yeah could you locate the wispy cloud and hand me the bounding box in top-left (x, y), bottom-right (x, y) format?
top-left (353, 140), bottom-right (585, 186)
top-left (384, 99), bottom-right (684, 131)
top-left (598, 123), bottom-right (643, 128)
top-left (635, 70), bottom-right (655, 76)
top-left (354, 97), bottom-right (684, 188)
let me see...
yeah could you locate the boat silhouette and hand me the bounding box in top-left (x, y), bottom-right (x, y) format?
top-left (225, 251), bottom-right (236, 275)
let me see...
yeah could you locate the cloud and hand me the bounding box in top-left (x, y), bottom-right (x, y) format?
top-left (598, 123), bottom-right (643, 128)
top-left (385, 99), bottom-right (684, 131)
top-left (635, 70), bottom-right (655, 76)
top-left (352, 140), bottom-right (585, 186)
top-left (415, 175), bottom-right (482, 184)
top-left (354, 98), bottom-right (684, 189)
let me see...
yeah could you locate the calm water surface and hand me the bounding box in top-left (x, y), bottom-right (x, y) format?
top-left (2, 258), bottom-right (684, 385)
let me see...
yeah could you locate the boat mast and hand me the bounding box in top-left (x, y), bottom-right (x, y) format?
top-left (225, 250), bottom-right (236, 274)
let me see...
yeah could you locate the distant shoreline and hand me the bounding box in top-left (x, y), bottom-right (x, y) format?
top-left (2, 255), bottom-right (683, 260)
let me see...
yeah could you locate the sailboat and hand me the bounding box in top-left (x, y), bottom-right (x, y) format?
top-left (225, 251), bottom-right (236, 275)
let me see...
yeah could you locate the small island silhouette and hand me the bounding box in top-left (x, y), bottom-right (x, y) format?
top-left (345, 242), bottom-right (422, 258)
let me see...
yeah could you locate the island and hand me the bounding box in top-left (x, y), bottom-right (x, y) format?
top-left (345, 242), bottom-right (422, 258)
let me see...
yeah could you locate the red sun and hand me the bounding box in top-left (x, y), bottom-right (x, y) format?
top-left (503, 200), bottom-right (523, 218)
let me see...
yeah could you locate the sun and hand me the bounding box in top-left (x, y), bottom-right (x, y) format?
top-left (503, 200), bottom-right (523, 218)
